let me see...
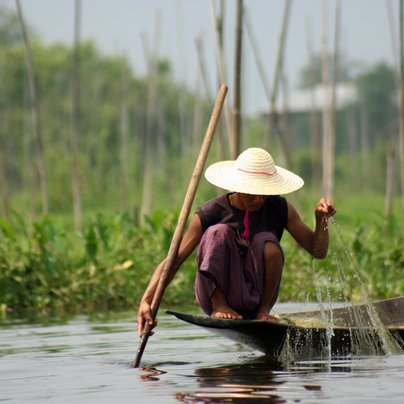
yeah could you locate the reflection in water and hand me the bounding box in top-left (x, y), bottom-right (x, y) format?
top-left (137, 355), bottom-right (381, 402)
top-left (134, 316), bottom-right (402, 403)
top-left (139, 367), bottom-right (167, 382)
top-left (175, 358), bottom-right (323, 402)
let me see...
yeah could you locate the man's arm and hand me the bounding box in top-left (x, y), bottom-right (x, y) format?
top-left (286, 198), bottom-right (336, 259)
top-left (137, 214), bottom-right (203, 336)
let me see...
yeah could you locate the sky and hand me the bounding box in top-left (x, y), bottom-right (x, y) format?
top-left (3, 0), bottom-right (400, 115)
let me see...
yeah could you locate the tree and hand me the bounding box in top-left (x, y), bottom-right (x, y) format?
top-left (355, 63), bottom-right (396, 144)
top-left (299, 52), bottom-right (354, 89)
top-left (16, 0), bottom-right (49, 216)
top-left (0, 5), bottom-right (29, 45)
top-left (0, 6), bottom-right (213, 218)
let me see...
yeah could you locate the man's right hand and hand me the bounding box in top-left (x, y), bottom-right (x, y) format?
top-left (137, 301), bottom-right (157, 337)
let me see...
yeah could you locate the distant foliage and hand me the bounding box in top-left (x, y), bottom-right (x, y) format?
top-left (0, 24), bottom-right (209, 216)
top-left (0, 5), bottom-right (400, 218)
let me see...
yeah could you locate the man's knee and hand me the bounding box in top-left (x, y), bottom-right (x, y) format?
top-left (263, 241), bottom-right (283, 266)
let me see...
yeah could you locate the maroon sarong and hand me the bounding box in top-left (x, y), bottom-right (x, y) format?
top-left (194, 224), bottom-right (284, 319)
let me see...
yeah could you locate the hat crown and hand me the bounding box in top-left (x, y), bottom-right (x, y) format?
top-left (235, 148), bottom-right (276, 175)
top-left (204, 147), bottom-right (303, 195)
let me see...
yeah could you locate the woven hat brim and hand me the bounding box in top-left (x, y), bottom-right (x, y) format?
top-left (205, 160), bottom-right (304, 195)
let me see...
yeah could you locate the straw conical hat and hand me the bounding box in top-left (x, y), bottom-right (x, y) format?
top-left (205, 147), bottom-right (304, 195)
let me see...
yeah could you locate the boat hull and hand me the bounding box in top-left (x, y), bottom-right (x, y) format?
top-left (167, 297), bottom-right (404, 359)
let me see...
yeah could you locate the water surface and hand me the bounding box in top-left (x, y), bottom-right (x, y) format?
top-left (1, 303), bottom-right (403, 403)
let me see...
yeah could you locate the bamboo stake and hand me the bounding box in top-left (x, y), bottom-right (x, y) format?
top-left (327, 0), bottom-right (341, 200)
top-left (191, 71), bottom-right (203, 153)
top-left (305, 16), bottom-right (321, 188)
top-left (232, 0), bottom-right (243, 158)
top-left (245, 7), bottom-right (293, 168)
top-left (264, 0), bottom-right (292, 150)
top-left (120, 60), bottom-right (130, 210)
top-left (387, 0), bottom-right (399, 68)
top-left (0, 54), bottom-right (10, 219)
top-left (321, 0), bottom-right (333, 198)
top-left (0, 157), bottom-right (8, 218)
top-left (384, 147), bottom-right (396, 219)
top-left (384, 0), bottom-right (399, 221)
top-left (195, 35), bottom-right (214, 103)
top-left (132, 85), bottom-right (228, 369)
top-left (216, 0), bottom-right (226, 163)
top-left (280, 72), bottom-right (293, 169)
top-left (359, 104), bottom-right (370, 191)
top-left (399, 0), bottom-right (404, 231)
top-left (195, 34), bottom-right (226, 159)
top-left (209, 0), bottom-right (233, 157)
top-left (175, 4), bottom-right (190, 157)
top-left (70, 0), bottom-right (82, 231)
top-left (140, 12), bottom-right (161, 224)
top-left (245, 10), bottom-right (271, 101)
top-left (15, 0), bottom-right (49, 216)
top-left (347, 108), bottom-right (359, 191)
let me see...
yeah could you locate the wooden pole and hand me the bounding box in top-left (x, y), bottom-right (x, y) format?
top-left (245, 8), bottom-right (293, 168)
top-left (15, 0), bottom-right (49, 216)
top-left (245, 10), bottom-right (271, 101)
top-left (384, 0), bottom-right (399, 222)
top-left (217, 0), bottom-right (226, 162)
top-left (195, 35), bottom-right (226, 161)
top-left (328, 0), bottom-right (341, 200)
top-left (232, 0), bottom-right (243, 158)
top-left (70, 0), bottom-right (82, 230)
top-left (120, 59), bottom-right (130, 210)
top-left (0, 159), bottom-right (9, 218)
top-left (305, 16), bottom-right (322, 188)
top-left (140, 12), bottom-right (161, 224)
top-left (209, 0), bottom-right (233, 156)
top-left (191, 71), bottom-right (203, 153)
top-left (264, 0), bottom-right (292, 149)
top-left (132, 85), bottom-right (228, 368)
top-left (399, 0), bottom-right (404, 231)
top-left (195, 35), bottom-right (214, 103)
top-left (321, 0), bottom-right (333, 198)
top-left (384, 147), bottom-right (396, 220)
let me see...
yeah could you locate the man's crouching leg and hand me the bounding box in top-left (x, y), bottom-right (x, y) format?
top-left (255, 240), bottom-right (284, 321)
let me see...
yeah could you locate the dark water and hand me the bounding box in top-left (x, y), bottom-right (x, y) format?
top-left (1, 303), bottom-right (403, 403)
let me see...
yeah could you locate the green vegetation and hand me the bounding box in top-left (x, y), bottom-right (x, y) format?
top-left (0, 208), bottom-right (191, 318)
top-left (1, 192), bottom-right (403, 320)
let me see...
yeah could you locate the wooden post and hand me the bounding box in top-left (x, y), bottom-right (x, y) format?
top-left (245, 6), bottom-right (293, 167)
top-left (385, 0), bottom-right (399, 224)
top-left (328, 0), bottom-right (341, 199)
top-left (399, 0), bottom-right (404, 231)
top-left (132, 85), bottom-right (228, 368)
top-left (209, 0), bottom-right (233, 157)
top-left (232, 0), bottom-right (243, 158)
top-left (16, 0), bottom-right (49, 216)
top-left (140, 12), bottom-right (161, 224)
top-left (70, 0), bottom-right (82, 230)
top-left (321, 0), bottom-right (333, 199)
top-left (264, 0), bottom-right (292, 150)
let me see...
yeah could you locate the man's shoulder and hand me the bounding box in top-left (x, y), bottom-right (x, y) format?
top-left (199, 193), bottom-right (229, 210)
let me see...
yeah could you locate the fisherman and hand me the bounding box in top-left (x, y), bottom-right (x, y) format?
top-left (137, 147), bottom-right (336, 336)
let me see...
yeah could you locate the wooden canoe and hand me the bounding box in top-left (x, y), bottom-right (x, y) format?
top-left (167, 297), bottom-right (404, 360)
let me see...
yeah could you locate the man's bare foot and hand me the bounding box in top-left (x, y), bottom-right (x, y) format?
top-left (255, 311), bottom-right (279, 321)
top-left (211, 304), bottom-right (243, 320)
